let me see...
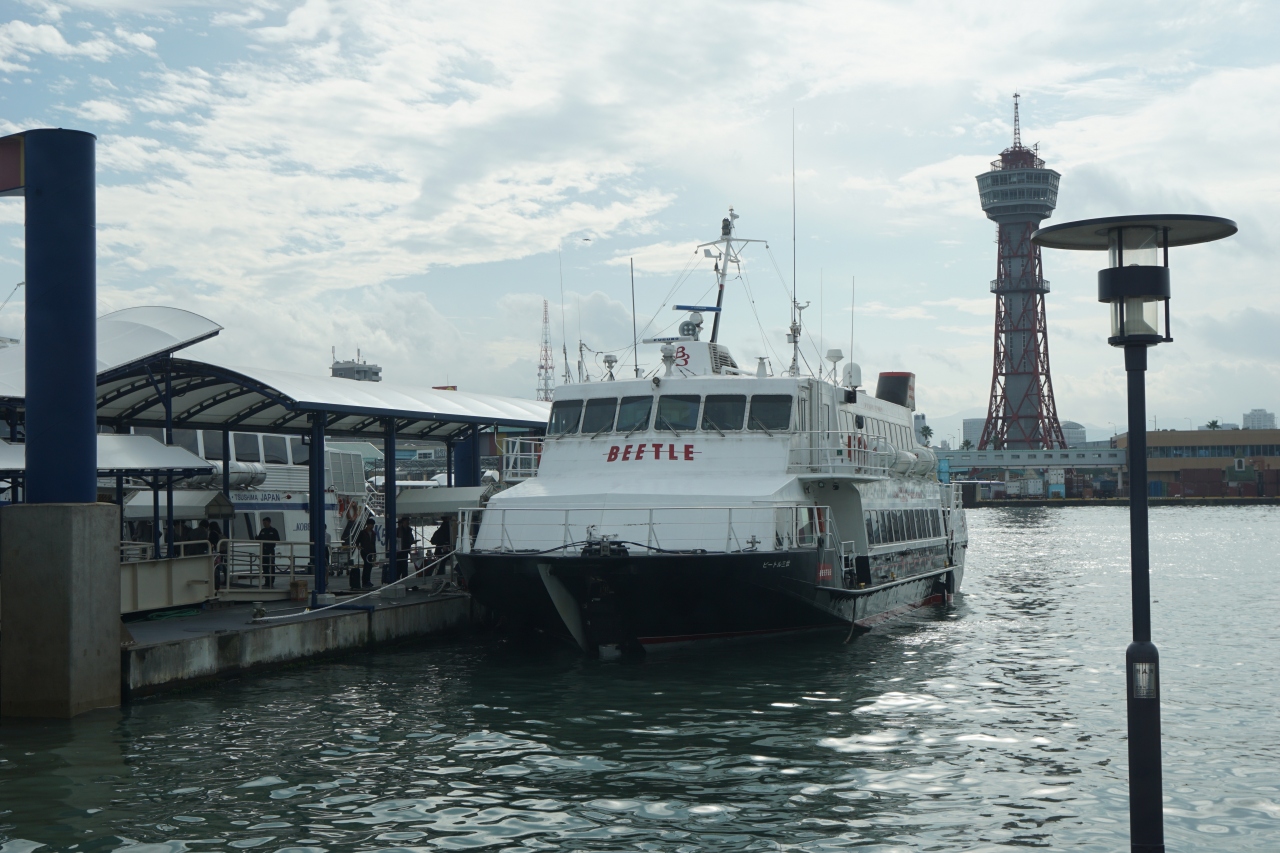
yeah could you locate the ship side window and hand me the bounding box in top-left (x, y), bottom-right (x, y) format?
top-left (263, 435), bottom-right (289, 464)
top-left (892, 511), bottom-right (904, 542)
top-left (656, 395), bottom-right (700, 432)
top-left (202, 430), bottom-right (225, 460)
top-left (616, 396), bottom-right (653, 433)
top-left (906, 510), bottom-right (918, 540)
top-left (173, 429), bottom-right (199, 455)
top-left (548, 399), bottom-right (584, 435)
top-left (749, 395), bottom-right (793, 431)
top-left (290, 437), bottom-right (309, 466)
top-left (855, 414), bottom-right (865, 430)
top-left (702, 395), bottom-right (746, 431)
top-left (932, 510), bottom-right (941, 537)
top-left (581, 398), bottom-right (618, 434)
top-left (865, 513), bottom-right (875, 545)
top-left (234, 433), bottom-right (261, 462)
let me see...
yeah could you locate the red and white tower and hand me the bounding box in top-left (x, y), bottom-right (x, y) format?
top-left (536, 299), bottom-right (555, 402)
top-left (974, 94), bottom-right (1066, 450)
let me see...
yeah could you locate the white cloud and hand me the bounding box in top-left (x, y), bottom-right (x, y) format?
top-left (72, 96), bottom-right (129, 122)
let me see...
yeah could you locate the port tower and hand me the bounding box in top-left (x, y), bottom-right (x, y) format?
top-left (974, 94), bottom-right (1066, 450)
top-left (537, 299), bottom-right (555, 402)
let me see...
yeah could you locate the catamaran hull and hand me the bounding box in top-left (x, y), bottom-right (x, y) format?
top-left (458, 551), bottom-right (959, 654)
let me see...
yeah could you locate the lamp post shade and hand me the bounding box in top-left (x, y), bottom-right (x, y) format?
top-left (1032, 214), bottom-right (1237, 348)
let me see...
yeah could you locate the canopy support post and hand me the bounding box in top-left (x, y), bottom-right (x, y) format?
top-left (446, 440), bottom-right (453, 487)
top-left (221, 430), bottom-right (230, 498)
top-left (164, 360), bottom-right (174, 558)
top-left (384, 420), bottom-right (397, 582)
top-left (309, 414), bottom-right (327, 602)
top-left (151, 477), bottom-right (160, 558)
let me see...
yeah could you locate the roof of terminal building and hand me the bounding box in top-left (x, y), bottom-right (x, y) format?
top-left (0, 306), bottom-right (550, 438)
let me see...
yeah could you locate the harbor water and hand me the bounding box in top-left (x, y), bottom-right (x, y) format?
top-left (1, 506), bottom-right (1277, 851)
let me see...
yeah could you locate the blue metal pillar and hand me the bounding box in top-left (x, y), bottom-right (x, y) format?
top-left (454, 428), bottom-right (482, 487)
top-left (221, 430), bottom-right (230, 499)
top-left (164, 361), bottom-right (174, 556)
top-left (446, 440), bottom-right (453, 487)
top-left (309, 415), bottom-right (327, 599)
top-left (16, 130), bottom-right (98, 503)
top-left (384, 420), bottom-right (397, 582)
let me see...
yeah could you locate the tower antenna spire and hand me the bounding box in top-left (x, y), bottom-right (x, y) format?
top-left (1012, 91), bottom-right (1021, 148)
top-left (536, 299), bottom-right (555, 401)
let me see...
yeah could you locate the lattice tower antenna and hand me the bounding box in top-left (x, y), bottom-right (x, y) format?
top-left (536, 299), bottom-right (555, 402)
top-left (972, 94), bottom-right (1067, 450)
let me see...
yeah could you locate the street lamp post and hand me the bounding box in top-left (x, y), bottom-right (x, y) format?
top-left (1033, 214), bottom-right (1236, 853)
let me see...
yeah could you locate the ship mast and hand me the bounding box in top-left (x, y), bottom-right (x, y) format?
top-left (696, 208), bottom-right (766, 344)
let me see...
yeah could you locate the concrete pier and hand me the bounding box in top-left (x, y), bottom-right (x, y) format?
top-left (1, 503), bottom-right (121, 718)
top-left (121, 589), bottom-right (479, 698)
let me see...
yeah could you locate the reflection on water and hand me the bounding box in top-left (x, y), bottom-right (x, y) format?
top-left (1, 507), bottom-right (1277, 851)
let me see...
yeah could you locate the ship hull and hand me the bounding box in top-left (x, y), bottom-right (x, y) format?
top-left (458, 549), bottom-right (958, 654)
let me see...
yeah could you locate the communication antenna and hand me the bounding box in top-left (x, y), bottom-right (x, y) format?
top-left (630, 258), bottom-right (640, 377)
top-left (558, 248), bottom-right (572, 384)
top-left (1012, 91), bottom-right (1021, 147)
top-left (536, 299), bottom-right (555, 401)
top-left (849, 275), bottom-right (856, 364)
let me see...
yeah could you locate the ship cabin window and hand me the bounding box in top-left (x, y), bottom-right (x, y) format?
top-left (702, 395), bottom-right (746, 431)
top-left (201, 430), bottom-right (225, 460)
top-left (548, 399), bottom-right (584, 435)
top-left (866, 508), bottom-right (942, 546)
top-left (656, 395), bottom-right (700, 432)
top-left (749, 395), bottom-right (793, 431)
top-left (234, 433), bottom-right (261, 462)
top-left (173, 429), bottom-right (199, 455)
top-left (616, 396), bottom-right (653, 433)
top-left (263, 435), bottom-right (289, 464)
top-left (581, 397), bottom-right (618, 435)
top-left (290, 437), bottom-right (309, 465)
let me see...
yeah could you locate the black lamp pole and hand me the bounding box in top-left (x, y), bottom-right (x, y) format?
top-left (1123, 341), bottom-right (1163, 852)
top-left (1031, 214), bottom-right (1236, 853)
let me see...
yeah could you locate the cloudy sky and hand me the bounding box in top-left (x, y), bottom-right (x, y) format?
top-left (1, 0), bottom-right (1276, 442)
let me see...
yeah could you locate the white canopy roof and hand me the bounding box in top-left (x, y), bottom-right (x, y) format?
top-left (0, 306), bottom-right (222, 401)
top-left (96, 358), bottom-right (550, 440)
top-left (124, 489), bottom-right (235, 520)
top-left (0, 434), bottom-right (214, 475)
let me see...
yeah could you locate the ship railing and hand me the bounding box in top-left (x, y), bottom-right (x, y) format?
top-left (939, 483), bottom-right (962, 511)
top-left (459, 504), bottom-right (839, 556)
top-left (501, 437), bottom-right (544, 482)
top-left (787, 431), bottom-right (897, 478)
top-left (217, 539), bottom-right (313, 593)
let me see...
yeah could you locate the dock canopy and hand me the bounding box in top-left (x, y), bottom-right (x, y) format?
top-left (124, 490), bottom-right (234, 521)
top-left (95, 359), bottom-right (549, 439)
top-left (0, 434), bottom-right (214, 478)
top-left (394, 485), bottom-right (488, 520)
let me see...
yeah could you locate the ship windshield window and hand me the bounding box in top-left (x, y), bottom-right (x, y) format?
top-left (234, 433), bottom-right (261, 462)
top-left (290, 437), bottom-right (309, 466)
top-left (548, 400), bottom-right (584, 435)
top-left (616, 396), bottom-right (653, 433)
top-left (656, 395), bottom-right (700, 432)
top-left (263, 435), bottom-right (289, 464)
top-left (172, 429), bottom-right (199, 455)
top-left (202, 430), bottom-right (225, 460)
top-left (749, 395), bottom-right (793, 431)
top-left (581, 398), bottom-right (618, 434)
top-left (702, 395), bottom-right (746, 431)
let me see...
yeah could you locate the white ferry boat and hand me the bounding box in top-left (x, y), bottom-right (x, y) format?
top-left (456, 211), bottom-right (968, 655)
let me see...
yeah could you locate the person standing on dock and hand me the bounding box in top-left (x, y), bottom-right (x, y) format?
top-left (355, 518), bottom-right (378, 590)
top-left (396, 517), bottom-right (414, 582)
top-left (256, 516), bottom-right (281, 589)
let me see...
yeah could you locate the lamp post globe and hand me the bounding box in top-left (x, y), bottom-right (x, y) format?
top-left (1032, 213), bottom-right (1236, 853)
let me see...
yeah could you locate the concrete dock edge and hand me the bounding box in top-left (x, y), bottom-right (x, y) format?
top-left (122, 593), bottom-right (477, 698)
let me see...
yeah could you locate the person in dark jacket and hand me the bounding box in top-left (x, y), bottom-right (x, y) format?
top-left (395, 517), bottom-right (414, 582)
top-left (354, 519), bottom-right (378, 590)
top-left (256, 516), bottom-right (282, 588)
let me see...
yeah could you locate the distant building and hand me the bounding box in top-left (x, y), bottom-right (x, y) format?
top-left (914, 413), bottom-right (929, 445)
top-left (331, 356), bottom-right (382, 382)
top-left (1060, 421), bottom-right (1087, 448)
top-left (962, 418), bottom-right (985, 448)
top-left (1199, 422), bottom-right (1241, 431)
top-left (1243, 409), bottom-right (1276, 430)
top-left (939, 439), bottom-right (951, 451)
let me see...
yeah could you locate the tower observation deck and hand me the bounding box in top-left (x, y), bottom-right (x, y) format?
top-left (974, 94), bottom-right (1066, 450)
